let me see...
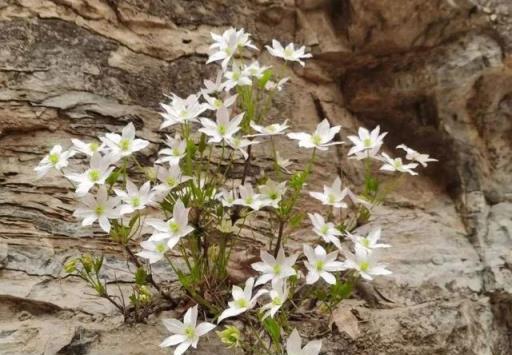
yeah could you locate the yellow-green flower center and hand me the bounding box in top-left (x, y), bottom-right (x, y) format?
top-left (232, 72), bottom-right (240, 81)
top-left (184, 326), bottom-right (196, 339)
top-left (130, 196), bottom-right (141, 208)
top-left (363, 138), bottom-right (372, 148)
top-left (180, 110), bottom-right (188, 118)
top-left (269, 192), bottom-right (279, 200)
top-left (119, 138), bottom-right (131, 152)
top-left (49, 153), bottom-right (60, 166)
top-left (362, 238), bottom-right (370, 248)
top-left (311, 134), bottom-right (322, 146)
top-left (155, 242), bottom-right (166, 254)
top-left (166, 177), bottom-right (177, 187)
top-left (218, 124), bottom-right (227, 135)
top-left (315, 260), bottom-right (325, 271)
top-left (94, 204), bottom-right (105, 216)
top-left (284, 47), bottom-right (294, 58)
top-left (89, 142), bottom-right (100, 152)
top-left (88, 169), bottom-right (101, 182)
top-left (327, 193), bottom-right (336, 204)
top-left (359, 261), bottom-right (370, 272)
top-left (214, 98), bottom-right (223, 108)
top-left (168, 221), bottom-right (180, 233)
top-left (272, 264), bottom-right (282, 275)
top-left (320, 225), bottom-right (329, 235)
top-left (245, 196), bottom-right (253, 205)
top-left (266, 124), bottom-right (276, 133)
top-left (171, 147), bottom-right (181, 156)
top-left (235, 298), bottom-right (248, 308)
top-left (272, 296), bottom-right (283, 306)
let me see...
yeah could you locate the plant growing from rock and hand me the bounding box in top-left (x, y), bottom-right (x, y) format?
top-left (36, 27), bottom-right (437, 354)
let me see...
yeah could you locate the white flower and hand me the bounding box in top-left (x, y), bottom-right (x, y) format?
top-left (266, 40), bottom-right (312, 66)
top-left (346, 227), bottom-right (390, 251)
top-left (157, 134), bottom-right (187, 165)
top-left (199, 107), bottom-right (244, 143)
top-left (276, 151), bottom-right (292, 172)
top-left (73, 186), bottom-right (119, 233)
top-left (160, 94), bottom-right (207, 129)
top-left (153, 165), bottom-right (192, 195)
top-left (265, 77), bottom-right (289, 91)
top-left (258, 179), bottom-right (287, 208)
top-left (216, 188), bottom-right (238, 207)
top-left (223, 65), bottom-right (252, 91)
top-left (225, 136), bottom-right (258, 160)
top-left (303, 245), bottom-right (346, 285)
top-left (114, 179), bottom-right (155, 215)
top-left (66, 153), bottom-right (115, 196)
top-left (217, 277), bottom-right (267, 323)
top-left (207, 28), bottom-right (258, 70)
top-left (35, 144), bottom-right (75, 178)
top-left (308, 213), bottom-right (342, 249)
top-left (147, 199), bottom-right (194, 249)
top-left (160, 305), bottom-right (216, 355)
top-left (308, 177), bottom-right (349, 208)
top-left (249, 120), bottom-right (289, 137)
top-left (261, 280), bottom-right (288, 319)
top-left (201, 71), bottom-right (225, 96)
top-left (234, 183), bottom-right (262, 210)
top-left (396, 144), bottom-right (438, 167)
top-left (203, 93), bottom-right (237, 111)
top-left (342, 244), bottom-right (392, 281)
top-left (251, 249), bottom-right (297, 287)
top-left (285, 329), bottom-right (322, 355)
top-left (71, 139), bottom-right (105, 157)
top-left (347, 126), bottom-right (387, 159)
top-left (101, 123), bottom-right (149, 159)
top-left (243, 61), bottom-right (270, 79)
top-left (136, 239), bottom-right (169, 264)
top-left (380, 152), bottom-right (418, 175)
top-left (287, 119), bottom-right (342, 151)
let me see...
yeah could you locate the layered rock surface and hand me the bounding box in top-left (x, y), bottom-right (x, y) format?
top-left (0, 0), bottom-right (511, 354)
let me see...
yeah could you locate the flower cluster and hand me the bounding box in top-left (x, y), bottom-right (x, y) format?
top-left (36, 27), bottom-right (437, 354)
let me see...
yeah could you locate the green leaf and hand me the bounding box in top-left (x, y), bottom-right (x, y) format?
top-left (289, 212), bottom-right (305, 228)
top-left (262, 318), bottom-right (281, 344)
top-left (198, 133), bottom-right (207, 154)
top-left (106, 169), bottom-right (121, 186)
top-left (289, 171), bottom-right (307, 191)
top-left (134, 267), bottom-right (148, 285)
top-left (257, 69), bottom-right (273, 89)
top-left (330, 280), bottom-right (353, 302)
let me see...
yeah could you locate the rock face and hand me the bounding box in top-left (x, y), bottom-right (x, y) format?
top-left (1, 0), bottom-right (511, 354)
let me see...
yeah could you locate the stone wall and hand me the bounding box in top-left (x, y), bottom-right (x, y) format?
top-left (1, 0), bottom-right (511, 354)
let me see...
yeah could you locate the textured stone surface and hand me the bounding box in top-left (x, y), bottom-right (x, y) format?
top-left (1, 0), bottom-right (511, 354)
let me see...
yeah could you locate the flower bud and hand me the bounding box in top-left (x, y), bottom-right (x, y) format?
top-left (216, 325), bottom-right (241, 348)
top-left (208, 245), bottom-right (220, 261)
top-left (81, 254), bottom-right (94, 274)
top-left (64, 259), bottom-right (77, 274)
top-left (145, 167), bottom-right (157, 181)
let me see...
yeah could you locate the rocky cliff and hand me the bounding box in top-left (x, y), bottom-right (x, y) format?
top-left (1, 0), bottom-right (511, 354)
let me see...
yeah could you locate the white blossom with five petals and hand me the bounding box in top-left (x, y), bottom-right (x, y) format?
top-left (287, 119), bottom-right (342, 151)
top-left (251, 249), bottom-right (297, 287)
top-left (303, 245), bottom-right (346, 285)
top-left (160, 305), bottom-right (216, 355)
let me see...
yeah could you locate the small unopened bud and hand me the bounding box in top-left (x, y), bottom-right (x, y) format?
top-left (64, 259), bottom-right (77, 274)
top-left (217, 325), bottom-right (241, 348)
top-left (208, 245), bottom-right (220, 261)
top-left (145, 167), bottom-right (157, 181)
top-left (217, 215), bottom-right (233, 234)
top-left (81, 254), bottom-right (94, 273)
